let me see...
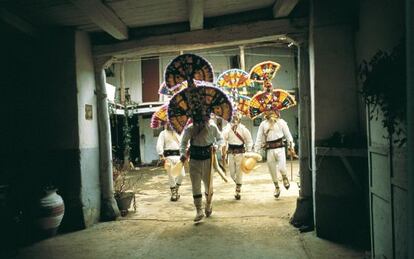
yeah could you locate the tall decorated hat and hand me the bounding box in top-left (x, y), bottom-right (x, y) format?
top-left (168, 86), bottom-right (233, 133)
top-left (248, 61), bottom-right (296, 118)
top-left (249, 61), bottom-right (281, 83)
top-left (150, 104), bottom-right (168, 129)
top-left (249, 89), bottom-right (296, 118)
top-left (159, 79), bottom-right (214, 97)
top-left (166, 54), bottom-right (233, 133)
top-left (216, 69), bottom-right (254, 117)
top-left (158, 82), bottom-right (175, 96)
top-left (216, 69), bottom-right (253, 95)
top-left (164, 53), bottom-right (214, 90)
top-left (237, 95), bottom-right (252, 117)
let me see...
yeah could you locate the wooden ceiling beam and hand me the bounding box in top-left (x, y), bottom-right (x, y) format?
top-left (0, 9), bottom-right (38, 38)
top-left (187, 0), bottom-right (204, 31)
top-left (272, 0), bottom-right (299, 18)
top-left (93, 18), bottom-right (306, 58)
top-left (69, 0), bottom-right (128, 40)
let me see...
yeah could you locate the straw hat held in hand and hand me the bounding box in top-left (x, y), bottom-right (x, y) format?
top-left (241, 152), bottom-right (262, 174)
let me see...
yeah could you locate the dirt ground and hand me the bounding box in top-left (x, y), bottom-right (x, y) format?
top-left (14, 161), bottom-right (367, 259)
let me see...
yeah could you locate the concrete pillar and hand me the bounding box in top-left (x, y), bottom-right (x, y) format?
top-left (239, 46), bottom-right (245, 71)
top-left (407, 0), bottom-right (414, 257)
top-left (75, 31), bottom-right (102, 227)
top-left (290, 41), bottom-right (313, 228)
top-left (297, 43), bottom-right (312, 199)
top-left (95, 69), bottom-right (120, 220)
top-left (309, 0), bottom-right (367, 245)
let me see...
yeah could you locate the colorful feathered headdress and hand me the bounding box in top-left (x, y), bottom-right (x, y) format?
top-left (150, 104), bottom-right (168, 129)
top-left (165, 54), bottom-right (233, 133)
top-left (216, 69), bottom-right (254, 117)
top-left (247, 61), bottom-right (296, 118)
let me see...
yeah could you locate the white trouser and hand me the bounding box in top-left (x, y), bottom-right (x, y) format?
top-left (228, 153), bottom-right (243, 185)
top-left (189, 159), bottom-right (212, 198)
top-left (165, 156), bottom-right (185, 188)
top-left (266, 147), bottom-right (287, 183)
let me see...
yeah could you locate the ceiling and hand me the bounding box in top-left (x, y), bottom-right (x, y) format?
top-left (0, 0), bottom-right (304, 43)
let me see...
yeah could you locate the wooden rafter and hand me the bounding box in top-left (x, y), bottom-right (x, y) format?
top-left (272, 0), bottom-right (299, 18)
top-left (69, 0), bottom-right (128, 40)
top-left (0, 9), bottom-right (38, 38)
top-left (93, 18), bottom-right (307, 58)
top-left (187, 0), bottom-right (204, 31)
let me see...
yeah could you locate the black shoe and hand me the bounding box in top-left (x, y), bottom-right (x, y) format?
top-left (235, 185), bottom-right (241, 200)
top-left (205, 207), bottom-right (212, 217)
top-left (194, 209), bottom-right (204, 222)
top-left (282, 176), bottom-right (290, 190)
top-left (274, 187), bottom-right (281, 198)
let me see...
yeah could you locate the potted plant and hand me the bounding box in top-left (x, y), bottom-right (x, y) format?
top-left (109, 86), bottom-right (140, 216)
top-left (113, 159), bottom-right (137, 216)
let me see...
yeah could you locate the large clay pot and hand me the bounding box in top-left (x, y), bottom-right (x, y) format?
top-left (115, 192), bottom-right (134, 216)
top-left (33, 188), bottom-right (65, 237)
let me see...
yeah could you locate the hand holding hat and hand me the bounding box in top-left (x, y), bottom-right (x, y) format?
top-left (170, 160), bottom-right (184, 177)
top-left (241, 152), bottom-right (262, 174)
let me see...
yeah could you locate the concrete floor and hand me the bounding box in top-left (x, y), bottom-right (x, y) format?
top-left (14, 161), bottom-right (367, 259)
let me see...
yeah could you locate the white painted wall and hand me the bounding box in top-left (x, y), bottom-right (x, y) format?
top-left (75, 31), bottom-right (101, 227)
top-left (76, 32), bottom-right (99, 149)
top-left (106, 61), bottom-right (142, 103)
top-left (138, 116), bottom-right (160, 164)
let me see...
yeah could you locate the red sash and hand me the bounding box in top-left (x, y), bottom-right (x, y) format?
top-left (232, 125), bottom-right (245, 144)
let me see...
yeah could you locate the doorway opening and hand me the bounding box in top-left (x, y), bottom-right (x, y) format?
top-left (104, 39), bottom-right (306, 223)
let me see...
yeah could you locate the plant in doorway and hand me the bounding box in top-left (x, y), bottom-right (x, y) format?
top-left (359, 39), bottom-right (406, 146)
top-left (109, 89), bottom-right (141, 216)
top-left (113, 158), bottom-right (139, 216)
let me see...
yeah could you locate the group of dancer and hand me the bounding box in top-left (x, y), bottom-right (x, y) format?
top-left (152, 54), bottom-right (297, 222)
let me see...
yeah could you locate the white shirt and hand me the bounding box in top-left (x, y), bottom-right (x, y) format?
top-left (222, 123), bottom-right (253, 152)
top-left (180, 122), bottom-right (223, 156)
top-left (254, 118), bottom-right (294, 152)
top-left (156, 129), bottom-right (181, 156)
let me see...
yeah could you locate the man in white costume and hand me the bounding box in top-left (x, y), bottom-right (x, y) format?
top-left (157, 124), bottom-right (185, 202)
top-left (180, 115), bottom-right (223, 222)
top-left (254, 110), bottom-right (294, 198)
top-left (222, 113), bottom-right (253, 200)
